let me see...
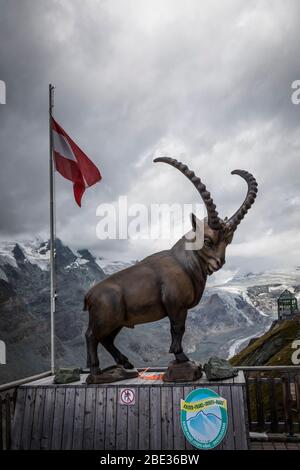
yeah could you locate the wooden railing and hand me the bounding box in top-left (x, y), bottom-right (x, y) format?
top-left (237, 366), bottom-right (300, 436)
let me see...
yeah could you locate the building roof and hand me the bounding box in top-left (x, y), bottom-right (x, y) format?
top-left (278, 289), bottom-right (296, 300)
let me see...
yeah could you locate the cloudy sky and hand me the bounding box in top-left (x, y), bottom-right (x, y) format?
top-left (1, 0), bottom-right (300, 274)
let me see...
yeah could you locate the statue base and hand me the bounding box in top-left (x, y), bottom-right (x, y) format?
top-left (163, 360), bottom-right (202, 383)
top-left (86, 365), bottom-right (139, 384)
top-left (12, 370), bottom-right (249, 449)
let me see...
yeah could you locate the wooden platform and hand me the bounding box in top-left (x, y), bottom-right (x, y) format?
top-left (11, 371), bottom-right (249, 450)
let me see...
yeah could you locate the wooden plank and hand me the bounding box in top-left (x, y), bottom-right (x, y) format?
top-left (11, 388), bottom-right (26, 450)
top-left (254, 376), bottom-right (264, 431)
top-left (72, 387), bottom-right (86, 450)
top-left (217, 377), bottom-right (236, 384)
top-left (231, 385), bottom-right (248, 449)
top-left (40, 387), bottom-right (55, 450)
top-left (61, 387), bottom-right (76, 450)
top-left (0, 397), bottom-right (3, 450)
top-left (245, 374), bottom-right (253, 432)
top-left (21, 387), bottom-right (36, 450)
top-left (242, 384), bottom-right (251, 449)
top-left (212, 386), bottom-right (224, 451)
top-left (295, 375), bottom-right (300, 433)
top-left (116, 391), bottom-right (128, 450)
top-left (94, 387), bottom-right (106, 450)
top-left (269, 377), bottom-right (279, 433)
top-left (172, 386), bottom-right (185, 450)
top-left (183, 386), bottom-right (194, 450)
top-left (51, 387), bottom-right (66, 450)
top-left (138, 387), bottom-right (150, 450)
top-left (287, 374), bottom-right (295, 436)
top-left (233, 371), bottom-right (246, 384)
top-left (127, 389), bottom-right (139, 450)
top-left (219, 385), bottom-right (234, 450)
top-left (161, 386), bottom-right (173, 450)
top-left (282, 375), bottom-right (294, 436)
top-left (105, 387), bottom-right (117, 450)
top-left (150, 386), bottom-right (161, 450)
top-left (4, 394), bottom-right (12, 450)
top-left (83, 387), bottom-right (96, 450)
top-left (30, 387), bottom-right (46, 449)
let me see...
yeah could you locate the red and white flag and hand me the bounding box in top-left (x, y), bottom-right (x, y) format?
top-left (52, 118), bottom-right (102, 206)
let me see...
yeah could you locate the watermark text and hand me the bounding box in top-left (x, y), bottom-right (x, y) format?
top-left (0, 80), bottom-right (6, 104)
top-left (96, 196), bottom-right (205, 250)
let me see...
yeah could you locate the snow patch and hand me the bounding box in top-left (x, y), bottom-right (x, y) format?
top-left (65, 259), bottom-right (89, 271)
top-left (0, 239), bottom-right (50, 271)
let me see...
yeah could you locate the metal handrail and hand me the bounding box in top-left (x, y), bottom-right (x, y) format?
top-left (0, 371), bottom-right (52, 392)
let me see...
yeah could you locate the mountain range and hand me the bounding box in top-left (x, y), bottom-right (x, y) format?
top-left (0, 238), bottom-right (299, 384)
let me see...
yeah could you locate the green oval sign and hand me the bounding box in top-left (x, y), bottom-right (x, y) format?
top-left (180, 388), bottom-right (228, 450)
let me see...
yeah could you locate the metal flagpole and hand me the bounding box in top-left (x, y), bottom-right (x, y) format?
top-left (49, 83), bottom-right (56, 374)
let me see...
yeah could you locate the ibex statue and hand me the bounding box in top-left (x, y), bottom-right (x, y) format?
top-left (84, 157), bottom-right (258, 375)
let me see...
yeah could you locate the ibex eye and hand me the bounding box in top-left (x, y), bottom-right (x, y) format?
top-left (204, 239), bottom-right (212, 248)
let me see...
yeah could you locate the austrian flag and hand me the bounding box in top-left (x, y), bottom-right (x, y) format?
top-left (51, 118), bottom-right (101, 206)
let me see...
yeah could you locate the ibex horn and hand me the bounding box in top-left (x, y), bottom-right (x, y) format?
top-left (153, 157), bottom-right (222, 230)
top-left (226, 169), bottom-right (258, 232)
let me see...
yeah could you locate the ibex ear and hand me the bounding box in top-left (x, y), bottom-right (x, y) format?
top-left (190, 213), bottom-right (204, 232)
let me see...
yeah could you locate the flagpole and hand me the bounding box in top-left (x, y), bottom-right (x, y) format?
top-left (49, 83), bottom-right (56, 375)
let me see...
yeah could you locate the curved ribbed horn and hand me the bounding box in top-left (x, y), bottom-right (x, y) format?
top-left (226, 170), bottom-right (258, 232)
top-left (153, 157), bottom-right (222, 230)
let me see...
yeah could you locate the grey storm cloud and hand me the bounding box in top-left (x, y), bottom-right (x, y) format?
top-left (0, 0), bottom-right (300, 273)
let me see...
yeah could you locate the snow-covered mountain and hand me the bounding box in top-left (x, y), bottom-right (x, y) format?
top-left (0, 239), bottom-right (106, 384)
top-left (0, 239), bottom-right (297, 384)
top-left (212, 268), bottom-right (300, 320)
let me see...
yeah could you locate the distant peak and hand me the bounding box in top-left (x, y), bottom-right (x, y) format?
top-left (13, 243), bottom-right (26, 263)
top-left (77, 249), bottom-right (94, 263)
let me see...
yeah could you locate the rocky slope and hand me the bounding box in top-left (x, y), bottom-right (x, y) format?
top-left (230, 317), bottom-right (300, 366)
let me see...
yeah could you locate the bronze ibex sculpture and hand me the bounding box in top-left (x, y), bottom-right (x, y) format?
top-left (84, 158), bottom-right (258, 375)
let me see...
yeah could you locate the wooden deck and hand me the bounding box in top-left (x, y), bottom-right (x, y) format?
top-left (11, 371), bottom-right (249, 450)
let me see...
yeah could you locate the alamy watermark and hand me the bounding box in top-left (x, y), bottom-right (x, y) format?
top-left (291, 80), bottom-right (300, 105)
top-left (291, 340), bottom-right (300, 365)
top-left (0, 340), bottom-right (6, 365)
top-left (0, 80), bottom-right (6, 104)
top-left (96, 196), bottom-right (205, 250)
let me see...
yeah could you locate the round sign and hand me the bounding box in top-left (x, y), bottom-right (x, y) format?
top-left (120, 388), bottom-right (135, 405)
top-left (180, 388), bottom-right (228, 450)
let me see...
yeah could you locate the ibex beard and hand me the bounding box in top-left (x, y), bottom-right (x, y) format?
top-left (84, 158), bottom-right (258, 375)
